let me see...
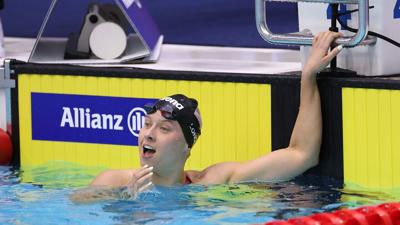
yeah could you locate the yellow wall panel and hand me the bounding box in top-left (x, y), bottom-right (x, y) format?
top-left (18, 74), bottom-right (272, 173)
top-left (366, 90), bottom-right (379, 187)
top-left (392, 91), bottom-right (400, 187)
top-left (342, 87), bottom-right (400, 189)
top-left (236, 83), bottom-right (248, 162)
top-left (378, 90), bottom-right (393, 188)
top-left (354, 88), bottom-right (368, 186)
top-left (222, 83), bottom-right (236, 163)
top-left (258, 84), bottom-right (270, 157)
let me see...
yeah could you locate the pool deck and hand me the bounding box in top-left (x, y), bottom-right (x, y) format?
top-left (1, 37), bottom-right (302, 75)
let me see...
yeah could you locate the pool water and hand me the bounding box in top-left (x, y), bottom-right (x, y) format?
top-left (0, 164), bottom-right (399, 225)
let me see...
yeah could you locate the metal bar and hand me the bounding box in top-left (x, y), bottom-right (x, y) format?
top-left (256, 0), bottom-right (371, 47)
top-left (28, 0), bottom-right (58, 62)
top-left (330, 4), bottom-right (339, 70)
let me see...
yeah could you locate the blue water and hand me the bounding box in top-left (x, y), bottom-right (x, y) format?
top-left (0, 165), bottom-right (399, 225)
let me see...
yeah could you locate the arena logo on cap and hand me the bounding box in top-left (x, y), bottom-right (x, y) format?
top-left (189, 124), bottom-right (198, 142)
top-left (161, 97), bottom-right (184, 110)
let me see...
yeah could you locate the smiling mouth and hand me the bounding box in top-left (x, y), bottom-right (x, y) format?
top-left (142, 145), bottom-right (156, 158)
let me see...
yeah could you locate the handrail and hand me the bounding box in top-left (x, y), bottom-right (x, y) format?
top-left (256, 0), bottom-right (376, 47)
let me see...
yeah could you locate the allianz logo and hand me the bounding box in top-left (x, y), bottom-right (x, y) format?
top-left (60, 107), bottom-right (147, 137)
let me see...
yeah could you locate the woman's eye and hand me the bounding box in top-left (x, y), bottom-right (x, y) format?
top-left (144, 121), bottom-right (151, 128)
top-left (160, 126), bottom-right (170, 132)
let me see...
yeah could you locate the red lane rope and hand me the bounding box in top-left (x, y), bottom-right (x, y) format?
top-left (261, 203), bottom-right (400, 225)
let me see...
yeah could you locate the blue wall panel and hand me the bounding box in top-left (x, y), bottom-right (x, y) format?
top-left (0, 0), bottom-right (298, 48)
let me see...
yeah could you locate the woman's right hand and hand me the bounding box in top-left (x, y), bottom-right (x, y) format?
top-left (126, 164), bottom-right (153, 198)
top-left (303, 31), bottom-right (343, 76)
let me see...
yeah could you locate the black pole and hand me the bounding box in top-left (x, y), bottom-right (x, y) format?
top-left (329, 4), bottom-right (339, 72)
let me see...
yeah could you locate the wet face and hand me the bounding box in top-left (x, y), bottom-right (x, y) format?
top-left (138, 110), bottom-right (189, 173)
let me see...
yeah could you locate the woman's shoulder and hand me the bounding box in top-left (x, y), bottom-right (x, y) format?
top-left (186, 162), bottom-right (241, 184)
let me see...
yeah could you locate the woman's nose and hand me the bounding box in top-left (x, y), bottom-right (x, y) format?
top-left (144, 126), bottom-right (156, 142)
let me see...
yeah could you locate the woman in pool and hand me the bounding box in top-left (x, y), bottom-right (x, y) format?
top-left (79, 31), bottom-right (343, 199)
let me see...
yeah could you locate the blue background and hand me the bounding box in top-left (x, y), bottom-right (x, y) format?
top-left (0, 0), bottom-right (299, 48)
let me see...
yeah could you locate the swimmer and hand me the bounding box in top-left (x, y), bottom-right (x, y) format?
top-left (71, 31), bottom-right (343, 202)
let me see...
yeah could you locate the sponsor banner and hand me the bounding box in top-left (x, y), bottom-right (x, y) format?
top-left (31, 93), bottom-right (157, 146)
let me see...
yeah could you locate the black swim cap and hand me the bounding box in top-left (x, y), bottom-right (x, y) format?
top-left (144, 94), bottom-right (202, 148)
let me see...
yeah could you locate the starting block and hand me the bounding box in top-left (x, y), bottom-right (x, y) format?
top-left (256, 0), bottom-right (400, 76)
top-left (29, 0), bottom-right (163, 64)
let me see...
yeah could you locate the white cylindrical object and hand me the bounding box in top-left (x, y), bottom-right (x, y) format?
top-left (298, 1), bottom-right (400, 76)
top-left (89, 22), bottom-right (127, 60)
